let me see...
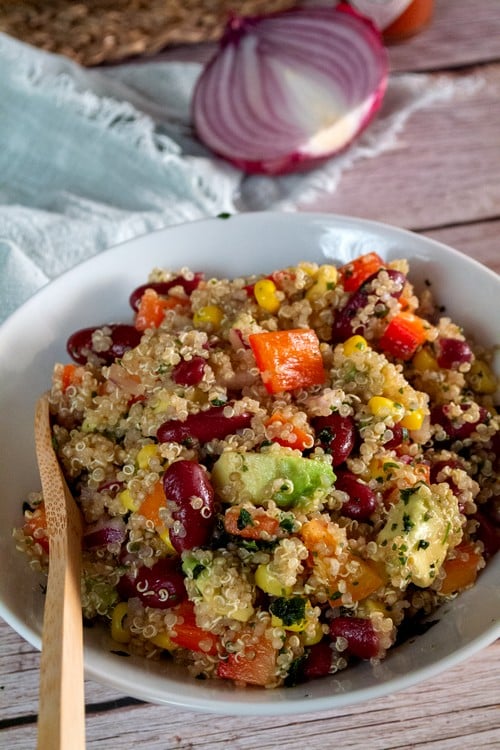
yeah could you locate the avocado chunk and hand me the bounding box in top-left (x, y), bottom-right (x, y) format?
top-left (376, 482), bottom-right (462, 588)
top-left (211, 450), bottom-right (335, 510)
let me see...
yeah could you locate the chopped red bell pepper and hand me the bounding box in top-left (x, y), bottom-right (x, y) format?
top-left (379, 312), bottom-right (427, 361)
top-left (248, 328), bottom-right (325, 394)
top-left (169, 601), bottom-right (219, 655)
top-left (339, 252), bottom-right (384, 293)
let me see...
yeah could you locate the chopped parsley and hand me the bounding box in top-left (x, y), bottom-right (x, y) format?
top-left (402, 513), bottom-right (415, 533)
top-left (237, 508), bottom-right (254, 530)
top-left (417, 539), bottom-right (430, 550)
top-left (279, 514), bottom-right (295, 533)
top-left (270, 596), bottom-right (306, 627)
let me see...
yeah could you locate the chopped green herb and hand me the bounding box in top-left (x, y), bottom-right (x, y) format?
top-left (237, 508), bottom-right (254, 530)
top-left (279, 514), bottom-right (295, 533)
top-left (270, 596), bottom-right (306, 627)
top-left (210, 398), bottom-right (227, 406)
top-left (402, 514), bottom-right (415, 533)
top-left (417, 539), bottom-right (430, 550)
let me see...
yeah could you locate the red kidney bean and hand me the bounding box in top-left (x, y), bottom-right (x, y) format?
top-left (163, 460), bottom-right (215, 552)
top-left (313, 413), bottom-right (356, 466)
top-left (383, 422), bottom-right (408, 450)
top-left (303, 639), bottom-right (333, 679)
top-left (330, 616), bottom-right (380, 660)
top-left (335, 471), bottom-right (378, 521)
top-left (172, 356), bottom-right (206, 386)
top-left (129, 273), bottom-right (204, 310)
top-left (157, 404), bottom-right (252, 444)
top-left (117, 557), bottom-right (187, 609)
top-left (83, 516), bottom-right (126, 550)
top-left (331, 269), bottom-right (406, 343)
top-left (67, 324), bottom-right (142, 366)
top-left (431, 403), bottom-right (488, 440)
top-left (436, 338), bottom-right (473, 369)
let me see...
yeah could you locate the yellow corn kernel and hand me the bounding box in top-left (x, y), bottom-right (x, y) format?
top-left (306, 264), bottom-right (338, 301)
top-left (412, 347), bottom-right (438, 372)
top-left (111, 602), bottom-right (131, 644)
top-left (343, 335), bottom-right (369, 356)
top-left (157, 526), bottom-right (177, 555)
top-left (301, 621), bottom-right (324, 646)
top-left (119, 488), bottom-right (139, 513)
top-left (136, 444), bottom-right (161, 470)
top-left (255, 563), bottom-right (292, 597)
top-left (400, 408), bottom-right (426, 431)
top-left (467, 359), bottom-right (497, 395)
top-left (151, 631), bottom-right (178, 651)
top-left (369, 457), bottom-right (400, 482)
top-left (368, 396), bottom-right (404, 422)
top-left (254, 279), bottom-right (280, 314)
top-left (193, 305), bottom-right (223, 329)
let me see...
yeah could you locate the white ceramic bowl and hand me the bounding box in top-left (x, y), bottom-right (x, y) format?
top-left (1, 213), bottom-right (499, 715)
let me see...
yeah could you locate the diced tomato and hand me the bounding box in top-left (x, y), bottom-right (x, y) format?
top-left (224, 506), bottom-right (281, 540)
top-left (169, 601), bottom-right (218, 655)
top-left (249, 328), bottom-right (325, 394)
top-left (339, 253), bottom-right (384, 293)
top-left (265, 412), bottom-right (313, 451)
top-left (217, 632), bottom-right (277, 686)
top-left (134, 288), bottom-right (189, 332)
top-left (23, 504), bottom-right (49, 553)
top-left (379, 312), bottom-right (428, 361)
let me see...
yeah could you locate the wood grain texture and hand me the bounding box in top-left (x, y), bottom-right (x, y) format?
top-left (34, 395), bottom-right (86, 750)
top-left (1, 618), bottom-right (498, 749)
top-left (1, 1), bottom-right (499, 748)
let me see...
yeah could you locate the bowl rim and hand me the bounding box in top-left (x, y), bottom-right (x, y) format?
top-left (1, 211), bottom-right (499, 715)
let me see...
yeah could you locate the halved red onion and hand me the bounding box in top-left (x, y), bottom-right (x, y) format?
top-left (192, 5), bottom-right (388, 175)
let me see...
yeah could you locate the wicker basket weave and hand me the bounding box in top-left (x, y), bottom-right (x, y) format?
top-left (0, 0), bottom-right (299, 66)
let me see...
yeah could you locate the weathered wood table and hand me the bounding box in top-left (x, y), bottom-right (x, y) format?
top-left (1, 1), bottom-right (499, 747)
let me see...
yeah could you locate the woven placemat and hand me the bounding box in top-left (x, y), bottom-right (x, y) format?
top-left (0, 0), bottom-right (298, 66)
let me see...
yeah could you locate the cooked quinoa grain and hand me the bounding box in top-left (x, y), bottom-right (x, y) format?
top-left (15, 254), bottom-right (500, 688)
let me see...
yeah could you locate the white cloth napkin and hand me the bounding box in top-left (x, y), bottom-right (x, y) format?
top-left (0, 32), bottom-right (481, 323)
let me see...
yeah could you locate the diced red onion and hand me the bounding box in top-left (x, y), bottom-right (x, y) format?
top-left (192, 6), bottom-right (388, 175)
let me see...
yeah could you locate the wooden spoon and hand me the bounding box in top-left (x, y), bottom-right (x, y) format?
top-left (34, 393), bottom-right (86, 750)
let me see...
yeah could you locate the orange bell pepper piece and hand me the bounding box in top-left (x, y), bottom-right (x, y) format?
top-left (249, 328), bottom-right (325, 394)
top-left (439, 542), bottom-right (482, 595)
top-left (134, 288), bottom-right (189, 331)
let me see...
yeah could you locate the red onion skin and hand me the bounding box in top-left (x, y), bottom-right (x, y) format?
top-left (192, 6), bottom-right (388, 176)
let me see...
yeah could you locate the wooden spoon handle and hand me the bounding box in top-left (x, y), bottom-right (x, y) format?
top-left (35, 395), bottom-right (86, 750)
top-left (37, 540), bottom-right (86, 750)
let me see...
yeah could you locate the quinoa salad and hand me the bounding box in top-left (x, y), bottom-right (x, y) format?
top-left (16, 251), bottom-right (500, 688)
